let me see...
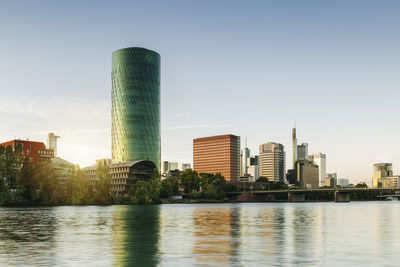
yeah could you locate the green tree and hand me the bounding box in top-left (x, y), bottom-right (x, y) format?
top-left (256, 176), bottom-right (268, 183)
top-left (92, 163), bottom-right (113, 204)
top-left (355, 182), bottom-right (368, 188)
top-left (180, 169), bottom-right (200, 194)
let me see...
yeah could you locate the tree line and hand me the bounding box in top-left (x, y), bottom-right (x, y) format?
top-left (0, 144), bottom-right (113, 206)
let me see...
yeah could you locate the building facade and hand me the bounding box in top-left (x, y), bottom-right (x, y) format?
top-left (311, 153), bottom-right (326, 187)
top-left (259, 142), bottom-right (285, 183)
top-left (373, 163), bottom-right (393, 188)
top-left (286, 159), bottom-right (319, 188)
top-left (297, 143), bottom-right (308, 160)
top-left (241, 145), bottom-right (250, 176)
top-left (292, 128), bottom-right (297, 169)
top-left (51, 157), bottom-right (75, 185)
top-left (110, 160), bottom-right (156, 196)
top-left (193, 134), bottom-right (240, 182)
top-left (0, 139), bottom-right (54, 164)
top-left (325, 173), bottom-right (337, 187)
top-left (111, 47), bottom-right (161, 170)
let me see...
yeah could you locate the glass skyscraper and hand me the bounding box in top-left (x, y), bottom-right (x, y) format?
top-left (111, 47), bottom-right (160, 170)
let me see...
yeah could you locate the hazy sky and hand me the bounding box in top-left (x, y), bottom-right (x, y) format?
top-left (1, 0), bottom-right (400, 185)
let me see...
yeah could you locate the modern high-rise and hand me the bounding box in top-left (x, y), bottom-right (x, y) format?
top-left (193, 134), bottom-right (240, 182)
top-left (311, 153), bottom-right (326, 187)
top-left (162, 161), bottom-right (179, 174)
top-left (373, 163), bottom-right (393, 188)
top-left (111, 47), bottom-right (161, 170)
top-left (47, 133), bottom-right (60, 157)
top-left (241, 142), bottom-right (250, 176)
top-left (259, 142), bottom-right (285, 182)
top-left (297, 143), bottom-right (308, 160)
top-left (287, 159), bottom-right (319, 188)
top-left (292, 128), bottom-right (297, 168)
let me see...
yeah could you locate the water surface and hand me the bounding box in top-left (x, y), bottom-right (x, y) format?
top-left (0, 202), bottom-right (399, 266)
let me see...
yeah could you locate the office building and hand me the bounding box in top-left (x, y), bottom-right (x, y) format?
top-left (0, 139), bottom-right (54, 164)
top-left (311, 153), bottom-right (326, 187)
top-left (297, 143), bottom-right (308, 160)
top-left (325, 173), bottom-right (337, 187)
top-left (193, 134), bottom-right (240, 182)
top-left (373, 163), bottom-right (393, 188)
top-left (286, 159), bottom-right (319, 188)
top-left (111, 47), bottom-right (161, 170)
top-left (381, 176), bottom-right (400, 189)
top-left (47, 133), bottom-right (60, 157)
top-left (162, 161), bottom-right (179, 174)
top-left (182, 163), bottom-right (191, 171)
top-left (259, 142), bottom-right (285, 183)
top-left (111, 160), bottom-right (156, 197)
top-left (247, 155), bottom-right (259, 181)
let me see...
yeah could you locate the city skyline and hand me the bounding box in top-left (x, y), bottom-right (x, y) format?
top-left (1, 1), bottom-right (400, 185)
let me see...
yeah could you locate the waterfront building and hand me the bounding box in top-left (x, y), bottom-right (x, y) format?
top-left (110, 160), bottom-right (156, 197)
top-left (381, 176), bottom-right (400, 189)
top-left (111, 47), bottom-right (161, 170)
top-left (51, 157), bottom-right (75, 185)
top-left (338, 178), bottom-right (350, 187)
top-left (286, 159), bottom-right (319, 188)
top-left (297, 143), bottom-right (308, 160)
top-left (193, 134), bottom-right (240, 182)
top-left (46, 133), bottom-right (60, 157)
top-left (259, 142), bottom-right (285, 183)
top-left (311, 153), bottom-right (326, 187)
top-left (83, 158), bottom-right (112, 184)
top-left (182, 163), bottom-right (191, 171)
top-left (373, 163), bottom-right (393, 188)
top-left (0, 139), bottom-right (54, 164)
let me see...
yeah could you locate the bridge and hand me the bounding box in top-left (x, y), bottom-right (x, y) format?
top-left (227, 188), bottom-right (400, 202)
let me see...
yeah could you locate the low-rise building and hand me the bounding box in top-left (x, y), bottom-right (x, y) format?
top-left (51, 157), bottom-right (75, 185)
top-left (111, 160), bottom-right (156, 197)
top-left (0, 139), bottom-right (54, 164)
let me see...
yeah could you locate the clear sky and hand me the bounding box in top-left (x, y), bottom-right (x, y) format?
top-left (1, 0), bottom-right (400, 185)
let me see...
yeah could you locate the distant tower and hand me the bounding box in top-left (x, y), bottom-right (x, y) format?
top-left (47, 133), bottom-right (60, 157)
top-left (292, 127), bottom-right (297, 169)
top-left (241, 138), bottom-right (250, 176)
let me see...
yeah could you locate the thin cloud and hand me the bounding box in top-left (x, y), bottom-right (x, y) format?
top-left (171, 111), bottom-right (191, 118)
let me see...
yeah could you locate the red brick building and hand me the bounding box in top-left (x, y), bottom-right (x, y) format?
top-left (193, 134), bottom-right (240, 182)
top-left (0, 139), bottom-right (54, 164)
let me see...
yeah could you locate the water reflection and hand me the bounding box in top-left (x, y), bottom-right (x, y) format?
top-left (193, 207), bottom-right (235, 265)
top-left (113, 205), bottom-right (160, 267)
top-left (1, 203), bottom-right (400, 266)
top-left (0, 207), bottom-right (57, 266)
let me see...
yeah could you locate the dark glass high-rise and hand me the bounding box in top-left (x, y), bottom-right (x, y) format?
top-left (111, 47), bottom-right (160, 170)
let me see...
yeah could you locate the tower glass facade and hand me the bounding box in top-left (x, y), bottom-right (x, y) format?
top-left (112, 47), bottom-right (161, 170)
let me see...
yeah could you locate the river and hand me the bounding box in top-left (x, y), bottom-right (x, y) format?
top-left (0, 202), bottom-right (399, 266)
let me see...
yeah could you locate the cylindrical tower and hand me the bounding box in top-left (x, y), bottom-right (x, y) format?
top-left (111, 47), bottom-right (160, 170)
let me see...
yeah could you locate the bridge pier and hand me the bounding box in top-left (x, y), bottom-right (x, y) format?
top-left (288, 192), bottom-right (306, 202)
top-left (334, 191), bottom-right (350, 202)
